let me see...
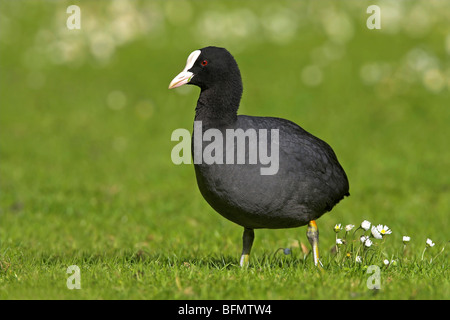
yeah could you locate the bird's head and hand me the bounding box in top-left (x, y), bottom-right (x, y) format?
top-left (168, 46), bottom-right (241, 91)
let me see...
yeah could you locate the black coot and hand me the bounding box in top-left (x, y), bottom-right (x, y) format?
top-left (169, 46), bottom-right (349, 267)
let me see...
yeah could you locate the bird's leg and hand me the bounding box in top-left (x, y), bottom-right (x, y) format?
top-left (307, 220), bottom-right (323, 268)
top-left (240, 228), bottom-right (254, 267)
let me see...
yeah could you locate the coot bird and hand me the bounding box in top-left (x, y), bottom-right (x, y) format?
top-left (169, 46), bottom-right (349, 267)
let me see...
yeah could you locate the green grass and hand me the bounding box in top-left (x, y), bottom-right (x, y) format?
top-left (0, 239), bottom-right (447, 299)
top-left (0, 0), bottom-right (449, 300)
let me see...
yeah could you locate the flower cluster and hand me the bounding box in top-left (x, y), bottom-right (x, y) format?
top-left (332, 219), bottom-right (440, 266)
top-left (278, 220), bottom-right (441, 267)
top-left (335, 220), bottom-right (393, 249)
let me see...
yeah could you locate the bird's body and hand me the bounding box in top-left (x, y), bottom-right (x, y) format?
top-left (194, 115), bottom-right (349, 230)
top-left (169, 46), bottom-right (349, 267)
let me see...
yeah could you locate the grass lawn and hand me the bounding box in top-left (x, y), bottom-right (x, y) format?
top-left (0, 1), bottom-right (449, 300)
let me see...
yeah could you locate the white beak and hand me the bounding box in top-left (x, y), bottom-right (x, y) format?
top-left (168, 50), bottom-right (201, 89)
top-left (168, 70), bottom-right (194, 89)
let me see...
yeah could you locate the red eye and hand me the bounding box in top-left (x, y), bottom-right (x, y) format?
top-left (201, 60), bottom-right (208, 66)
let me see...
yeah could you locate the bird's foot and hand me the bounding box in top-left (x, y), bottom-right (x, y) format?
top-left (240, 254), bottom-right (250, 268)
top-left (307, 220), bottom-right (324, 272)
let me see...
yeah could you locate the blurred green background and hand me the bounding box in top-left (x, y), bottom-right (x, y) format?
top-left (0, 0), bottom-right (449, 299)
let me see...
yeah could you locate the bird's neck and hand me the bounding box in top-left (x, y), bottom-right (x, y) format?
top-left (194, 81), bottom-right (242, 129)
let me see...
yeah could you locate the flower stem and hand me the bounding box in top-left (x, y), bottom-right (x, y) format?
top-left (352, 226), bottom-right (361, 237)
top-left (421, 247), bottom-right (427, 261)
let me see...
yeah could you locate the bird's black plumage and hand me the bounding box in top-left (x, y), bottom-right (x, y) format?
top-left (169, 46), bottom-right (349, 266)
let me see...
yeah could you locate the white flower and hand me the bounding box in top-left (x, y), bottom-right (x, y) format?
top-left (371, 226), bottom-right (382, 239)
top-left (345, 224), bottom-right (355, 232)
top-left (383, 259), bottom-right (390, 266)
top-left (336, 238), bottom-right (343, 246)
top-left (376, 224), bottom-right (392, 236)
top-left (426, 238), bottom-right (435, 247)
top-left (361, 220), bottom-right (371, 231)
top-left (421, 239), bottom-right (436, 261)
top-left (355, 256), bottom-right (362, 263)
top-left (360, 235), bottom-right (369, 243)
top-left (334, 224), bottom-right (342, 233)
top-left (403, 236), bottom-right (411, 244)
top-left (364, 238), bottom-right (373, 248)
